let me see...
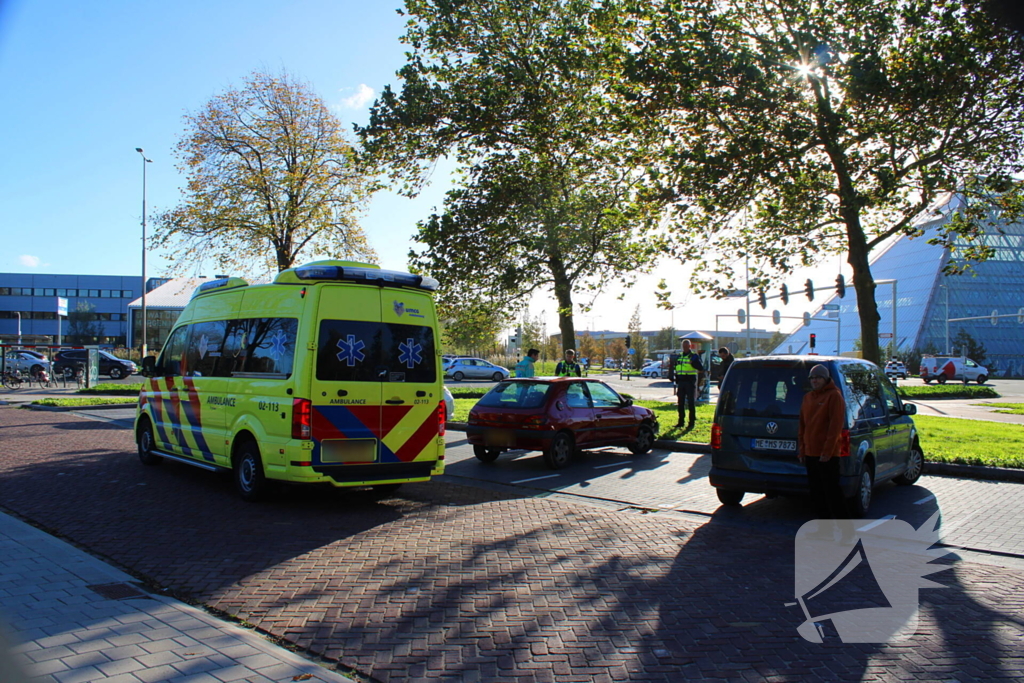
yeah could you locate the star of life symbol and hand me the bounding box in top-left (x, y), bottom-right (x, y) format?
top-left (335, 334), bottom-right (366, 366)
top-left (398, 338), bottom-right (423, 369)
top-left (268, 330), bottom-right (287, 359)
top-left (790, 513), bottom-right (952, 643)
top-left (198, 334), bottom-right (209, 359)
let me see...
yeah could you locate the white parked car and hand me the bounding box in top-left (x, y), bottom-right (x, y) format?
top-left (884, 359), bottom-right (907, 380)
top-left (3, 351), bottom-right (51, 377)
top-left (445, 357), bottom-right (510, 382)
top-left (641, 361), bottom-right (663, 378)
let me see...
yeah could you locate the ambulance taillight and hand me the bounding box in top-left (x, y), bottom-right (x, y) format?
top-left (437, 399), bottom-right (446, 437)
top-left (292, 398), bottom-right (312, 439)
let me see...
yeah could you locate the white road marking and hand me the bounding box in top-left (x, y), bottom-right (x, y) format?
top-left (594, 461), bottom-right (629, 469)
top-left (511, 474), bottom-right (561, 484)
top-left (857, 515), bottom-right (896, 532)
top-left (914, 494), bottom-right (936, 505)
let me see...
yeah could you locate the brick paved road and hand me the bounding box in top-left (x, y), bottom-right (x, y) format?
top-left (1, 406), bottom-right (1023, 682)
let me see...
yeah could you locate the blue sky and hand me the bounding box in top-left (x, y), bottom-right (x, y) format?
top-left (0, 0), bottom-right (837, 338)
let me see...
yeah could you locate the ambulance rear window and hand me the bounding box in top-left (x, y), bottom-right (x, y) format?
top-left (316, 320), bottom-right (437, 383)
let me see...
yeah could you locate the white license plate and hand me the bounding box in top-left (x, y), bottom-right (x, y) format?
top-left (754, 438), bottom-right (797, 451)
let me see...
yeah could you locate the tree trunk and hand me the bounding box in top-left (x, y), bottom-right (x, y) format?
top-left (550, 262), bottom-right (577, 353)
top-left (847, 222), bottom-right (880, 365)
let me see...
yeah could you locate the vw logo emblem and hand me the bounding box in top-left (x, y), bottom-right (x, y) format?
top-left (766, 422), bottom-right (779, 435)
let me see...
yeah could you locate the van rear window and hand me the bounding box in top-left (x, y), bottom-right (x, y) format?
top-left (718, 361), bottom-right (810, 418)
top-left (316, 320), bottom-right (436, 383)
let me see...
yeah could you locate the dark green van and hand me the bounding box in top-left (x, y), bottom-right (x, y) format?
top-left (709, 356), bottom-right (924, 515)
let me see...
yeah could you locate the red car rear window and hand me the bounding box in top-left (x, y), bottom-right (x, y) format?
top-left (477, 382), bottom-right (552, 409)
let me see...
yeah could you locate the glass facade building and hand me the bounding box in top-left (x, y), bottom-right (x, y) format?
top-left (773, 195), bottom-right (1024, 377)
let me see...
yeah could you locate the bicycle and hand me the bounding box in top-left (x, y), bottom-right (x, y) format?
top-left (2, 368), bottom-right (23, 390)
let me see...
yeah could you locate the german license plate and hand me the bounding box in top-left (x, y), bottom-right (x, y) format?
top-left (754, 438), bottom-right (796, 451)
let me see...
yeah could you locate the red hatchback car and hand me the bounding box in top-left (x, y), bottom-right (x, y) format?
top-left (466, 378), bottom-right (659, 469)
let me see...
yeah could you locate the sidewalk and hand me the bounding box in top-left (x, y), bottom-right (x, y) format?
top-left (0, 512), bottom-right (349, 683)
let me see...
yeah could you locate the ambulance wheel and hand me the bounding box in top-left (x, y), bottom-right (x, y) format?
top-left (453, 371), bottom-right (465, 381)
top-left (937, 375), bottom-right (946, 384)
top-left (473, 445), bottom-right (501, 463)
top-left (234, 440), bottom-right (268, 502)
top-left (136, 418), bottom-right (162, 466)
top-left (977, 375), bottom-right (987, 384)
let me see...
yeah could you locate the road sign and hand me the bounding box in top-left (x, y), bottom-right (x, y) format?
top-left (879, 332), bottom-right (894, 339)
top-left (628, 347), bottom-right (636, 355)
top-left (823, 304), bottom-right (840, 311)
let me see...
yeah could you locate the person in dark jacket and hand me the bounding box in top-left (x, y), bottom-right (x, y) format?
top-left (798, 364), bottom-right (848, 519)
top-left (717, 347), bottom-right (734, 387)
top-left (671, 339), bottom-right (704, 428)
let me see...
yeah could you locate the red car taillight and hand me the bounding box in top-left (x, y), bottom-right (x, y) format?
top-left (840, 428), bottom-right (850, 458)
top-left (522, 415), bottom-right (548, 429)
top-left (711, 423), bottom-right (722, 450)
top-left (292, 398), bottom-right (311, 440)
top-left (438, 399), bottom-right (447, 436)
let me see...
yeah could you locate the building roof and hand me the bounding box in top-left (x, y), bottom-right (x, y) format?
top-left (126, 278), bottom-right (203, 310)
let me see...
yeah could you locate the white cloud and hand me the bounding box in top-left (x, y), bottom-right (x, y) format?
top-left (340, 84), bottom-right (375, 109)
top-left (19, 255), bottom-right (41, 267)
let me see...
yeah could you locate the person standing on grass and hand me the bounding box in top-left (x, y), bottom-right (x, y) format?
top-left (671, 339), bottom-right (704, 428)
top-left (555, 349), bottom-right (582, 377)
top-left (515, 348), bottom-right (540, 378)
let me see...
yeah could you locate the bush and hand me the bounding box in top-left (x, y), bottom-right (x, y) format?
top-left (77, 383), bottom-right (143, 395)
top-left (897, 384), bottom-right (999, 400)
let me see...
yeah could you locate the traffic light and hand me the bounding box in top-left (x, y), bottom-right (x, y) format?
top-left (810, 333), bottom-right (816, 349)
top-left (758, 289), bottom-right (767, 309)
top-left (836, 274), bottom-right (846, 298)
top-left (625, 335), bottom-right (631, 349)
top-left (805, 279), bottom-right (814, 301)
top-left (780, 284), bottom-right (789, 305)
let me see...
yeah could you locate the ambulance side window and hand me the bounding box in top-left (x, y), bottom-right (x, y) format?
top-left (241, 318), bottom-right (297, 375)
top-left (184, 321), bottom-right (227, 378)
top-left (159, 326), bottom-right (189, 377)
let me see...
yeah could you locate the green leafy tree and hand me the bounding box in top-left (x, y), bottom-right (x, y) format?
top-left (652, 327), bottom-right (677, 352)
top-left (439, 299), bottom-right (505, 355)
top-left (358, 0), bottom-right (666, 353)
top-left (67, 301), bottom-right (103, 344)
top-left (952, 329), bottom-right (987, 366)
top-left (627, 305), bottom-right (648, 367)
top-left (155, 70), bottom-right (376, 276)
top-left (628, 0), bottom-right (1024, 364)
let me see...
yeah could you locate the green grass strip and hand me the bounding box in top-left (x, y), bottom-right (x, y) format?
top-left (975, 402), bottom-right (1024, 415)
top-left (897, 384), bottom-right (999, 399)
top-left (31, 397), bottom-right (138, 407)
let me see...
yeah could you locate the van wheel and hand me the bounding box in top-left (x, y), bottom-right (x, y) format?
top-left (473, 445), bottom-right (501, 463)
top-left (847, 461), bottom-right (875, 517)
top-left (492, 372), bottom-right (504, 382)
top-left (543, 432), bottom-right (574, 469)
top-left (629, 424), bottom-right (655, 455)
top-left (894, 444), bottom-right (924, 486)
top-left (234, 440), bottom-right (268, 502)
top-left (453, 371), bottom-right (465, 381)
top-left (717, 489), bottom-right (744, 506)
top-left (977, 375), bottom-right (987, 384)
top-left (137, 419), bottom-right (162, 466)
top-left (937, 375), bottom-right (946, 384)
top-left (109, 366), bottom-right (123, 379)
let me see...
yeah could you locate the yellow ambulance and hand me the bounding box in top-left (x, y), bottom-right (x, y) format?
top-left (134, 260), bottom-right (447, 501)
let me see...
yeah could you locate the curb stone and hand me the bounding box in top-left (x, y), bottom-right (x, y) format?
top-left (446, 422), bottom-right (1022, 483)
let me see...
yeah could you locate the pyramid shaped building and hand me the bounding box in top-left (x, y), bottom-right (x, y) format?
top-left (772, 194), bottom-right (1024, 377)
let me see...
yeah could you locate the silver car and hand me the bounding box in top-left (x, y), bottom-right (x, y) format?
top-left (445, 357), bottom-right (510, 382)
top-left (3, 351), bottom-right (51, 376)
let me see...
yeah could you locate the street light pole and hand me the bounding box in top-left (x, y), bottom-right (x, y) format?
top-left (136, 148), bottom-right (152, 359)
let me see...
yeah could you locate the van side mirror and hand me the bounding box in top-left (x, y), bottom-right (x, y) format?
top-left (141, 355), bottom-right (157, 377)
top-left (903, 403), bottom-right (917, 416)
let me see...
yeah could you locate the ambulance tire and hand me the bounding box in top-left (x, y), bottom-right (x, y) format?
top-left (136, 418), bottom-right (162, 466)
top-left (234, 439), bottom-right (269, 502)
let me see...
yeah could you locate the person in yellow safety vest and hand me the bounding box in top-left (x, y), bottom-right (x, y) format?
top-left (555, 349), bottom-right (582, 377)
top-left (671, 339), bottom-right (705, 428)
